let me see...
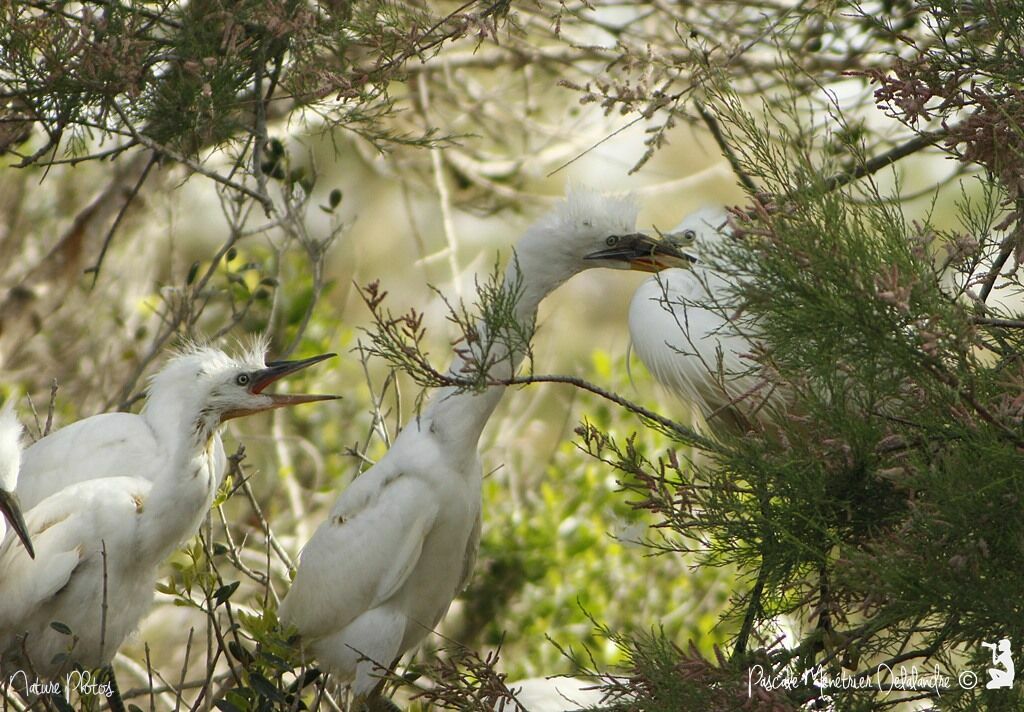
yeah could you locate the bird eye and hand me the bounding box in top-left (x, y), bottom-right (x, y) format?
top-left (605, 235), bottom-right (620, 246)
top-left (236, 373), bottom-right (251, 386)
top-left (682, 229), bottom-right (697, 242)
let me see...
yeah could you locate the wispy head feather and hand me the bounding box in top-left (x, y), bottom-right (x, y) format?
top-left (146, 335), bottom-right (270, 405)
top-left (541, 185), bottom-right (639, 238)
top-left (516, 186), bottom-right (640, 275)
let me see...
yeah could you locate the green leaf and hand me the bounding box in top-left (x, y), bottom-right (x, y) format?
top-left (50, 621), bottom-right (72, 635)
top-left (258, 649), bottom-right (291, 672)
top-left (228, 640), bottom-right (255, 665)
top-left (248, 672), bottom-right (285, 703)
top-left (213, 581), bottom-right (240, 606)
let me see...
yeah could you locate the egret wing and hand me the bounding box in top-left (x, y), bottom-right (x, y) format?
top-left (457, 509), bottom-right (482, 593)
top-left (17, 413), bottom-right (161, 509)
top-left (0, 509), bottom-right (83, 630)
top-left (0, 476), bottom-right (158, 670)
top-left (629, 273), bottom-right (755, 418)
top-left (280, 471), bottom-right (440, 642)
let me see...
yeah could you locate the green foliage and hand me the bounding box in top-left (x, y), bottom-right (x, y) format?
top-left (459, 394), bottom-right (734, 678)
top-left (0, 0), bottom-right (492, 164)
top-left (6, 0), bottom-right (1024, 710)
top-left (358, 258), bottom-right (534, 402)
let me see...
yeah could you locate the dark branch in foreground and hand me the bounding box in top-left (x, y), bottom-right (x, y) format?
top-left (822, 126), bottom-right (952, 194)
top-left (696, 101), bottom-right (759, 195)
top-left (502, 373), bottom-right (720, 452)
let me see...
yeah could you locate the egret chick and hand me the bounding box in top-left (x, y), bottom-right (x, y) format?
top-left (279, 188), bottom-right (693, 699)
top-left (0, 395), bottom-right (33, 559)
top-left (0, 345), bottom-right (338, 678)
top-left (628, 207), bottom-right (774, 433)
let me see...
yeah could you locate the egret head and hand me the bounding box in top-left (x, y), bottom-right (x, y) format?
top-left (518, 187), bottom-right (696, 281)
top-left (0, 395), bottom-right (33, 558)
top-left (144, 340), bottom-right (339, 435)
top-left (660, 206), bottom-right (732, 257)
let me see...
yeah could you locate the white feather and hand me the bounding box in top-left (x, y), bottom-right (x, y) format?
top-left (280, 187), bottom-right (646, 695)
top-left (629, 207), bottom-right (775, 430)
top-left (1, 345), bottom-right (326, 676)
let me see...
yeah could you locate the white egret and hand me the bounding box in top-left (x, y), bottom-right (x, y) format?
top-left (500, 677), bottom-right (608, 712)
top-left (628, 207), bottom-right (774, 432)
top-left (278, 188), bottom-right (693, 700)
top-left (0, 345), bottom-right (338, 679)
top-left (0, 395), bottom-right (33, 558)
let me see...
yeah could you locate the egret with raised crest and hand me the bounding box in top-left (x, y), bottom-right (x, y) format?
top-left (0, 343), bottom-right (338, 680)
top-left (279, 188), bottom-right (694, 702)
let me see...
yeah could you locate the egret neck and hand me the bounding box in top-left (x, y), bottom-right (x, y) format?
top-left (424, 231), bottom-right (581, 450)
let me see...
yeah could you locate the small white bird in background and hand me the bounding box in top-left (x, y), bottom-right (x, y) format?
top-left (0, 395), bottom-right (33, 559)
top-left (279, 188), bottom-right (694, 702)
top-left (500, 677), bottom-right (608, 712)
top-left (0, 344), bottom-right (338, 679)
top-left (629, 207), bottom-right (775, 433)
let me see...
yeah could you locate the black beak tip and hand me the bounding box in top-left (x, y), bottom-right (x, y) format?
top-left (266, 352), bottom-right (337, 369)
top-left (0, 490), bottom-right (34, 559)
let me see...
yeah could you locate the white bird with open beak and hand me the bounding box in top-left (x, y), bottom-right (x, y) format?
top-left (0, 343), bottom-right (338, 679)
top-left (279, 188), bottom-right (694, 704)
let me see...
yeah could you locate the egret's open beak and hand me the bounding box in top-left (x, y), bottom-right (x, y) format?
top-left (223, 353), bottom-right (340, 421)
top-left (0, 488), bottom-right (34, 559)
top-left (584, 233), bottom-right (697, 273)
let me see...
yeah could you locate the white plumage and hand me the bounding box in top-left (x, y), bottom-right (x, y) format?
top-left (0, 394), bottom-right (33, 558)
top-left (629, 207), bottom-right (773, 432)
top-left (500, 677), bottom-right (609, 711)
top-left (279, 188), bottom-right (693, 697)
top-left (0, 345), bottom-right (337, 677)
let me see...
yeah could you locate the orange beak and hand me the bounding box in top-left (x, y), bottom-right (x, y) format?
top-left (584, 233), bottom-right (697, 272)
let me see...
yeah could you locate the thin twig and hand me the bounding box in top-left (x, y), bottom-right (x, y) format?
top-left (100, 540), bottom-right (110, 663)
top-left (500, 373), bottom-right (718, 451)
top-left (978, 226), bottom-right (1019, 303)
top-left (109, 101), bottom-right (274, 214)
top-left (85, 151), bottom-right (158, 286)
top-left (43, 380), bottom-right (57, 437)
top-left (695, 101), bottom-right (758, 194)
top-left (173, 628), bottom-right (194, 712)
top-left (731, 561), bottom-right (768, 661)
top-left (972, 315), bottom-right (1024, 328)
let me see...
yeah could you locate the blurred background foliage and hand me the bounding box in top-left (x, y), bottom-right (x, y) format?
top-left (2, 0), bottom-right (1021, 709)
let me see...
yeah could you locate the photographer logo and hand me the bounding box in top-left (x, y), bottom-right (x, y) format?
top-left (982, 638), bottom-right (1014, 690)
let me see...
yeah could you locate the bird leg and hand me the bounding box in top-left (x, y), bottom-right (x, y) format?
top-left (358, 655), bottom-right (403, 712)
top-left (100, 665), bottom-right (126, 712)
